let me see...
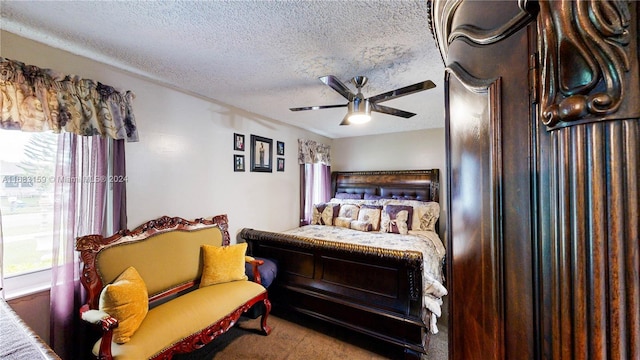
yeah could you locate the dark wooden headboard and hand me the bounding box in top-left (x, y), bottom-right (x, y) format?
top-left (331, 169), bottom-right (440, 203)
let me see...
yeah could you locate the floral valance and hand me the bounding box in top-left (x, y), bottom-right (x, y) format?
top-left (298, 139), bottom-right (331, 165)
top-left (0, 57), bottom-right (138, 142)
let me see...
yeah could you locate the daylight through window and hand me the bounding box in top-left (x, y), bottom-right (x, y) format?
top-left (0, 129), bottom-right (58, 277)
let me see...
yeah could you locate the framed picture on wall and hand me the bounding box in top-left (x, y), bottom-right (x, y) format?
top-left (250, 135), bottom-right (273, 172)
top-left (234, 154), bottom-right (245, 172)
top-left (277, 158), bottom-right (285, 172)
top-left (277, 141), bottom-right (285, 156)
top-left (234, 133), bottom-right (245, 151)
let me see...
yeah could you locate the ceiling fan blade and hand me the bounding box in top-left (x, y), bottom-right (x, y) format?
top-left (339, 114), bottom-right (351, 126)
top-left (319, 75), bottom-right (355, 101)
top-left (367, 80), bottom-right (436, 104)
top-left (371, 103), bottom-right (417, 118)
top-left (289, 104), bottom-right (348, 111)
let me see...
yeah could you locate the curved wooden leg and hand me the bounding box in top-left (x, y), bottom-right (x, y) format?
top-left (261, 298), bottom-right (272, 335)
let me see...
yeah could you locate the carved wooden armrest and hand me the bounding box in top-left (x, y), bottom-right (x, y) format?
top-left (245, 256), bottom-right (264, 285)
top-left (80, 304), bottom-right (117, 359)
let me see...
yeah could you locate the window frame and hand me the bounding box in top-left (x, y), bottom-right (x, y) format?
top-left (3, 268), bottom-right (51, 299)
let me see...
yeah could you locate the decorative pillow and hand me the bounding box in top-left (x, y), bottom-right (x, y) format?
top-left (413, 202), bottom-right (440, 232)
top-left (99, 266), bottom-right (149, 344)
top-left (392, 194), bottom-right (419, 200)
top-left (380, 205), bottom-right (414, 234)
top-left (338, 204), bottom-right (360, 220)
top-left (364, 193), bottom-right (384, 200)
top-left (200, 243), bottom-right (248, 288)
top-left (311, 203), bottom-right (327, 225)
top-left (350, 220), bottom-right (373, 232)
top-left (335, 192), bottom-right (363, 199)
top-left (334, 216), bottom-right (353, 228)
top-left (357, 205), bottom-right (382, 231)
top-left (320, 203), bottom-right (340, 225)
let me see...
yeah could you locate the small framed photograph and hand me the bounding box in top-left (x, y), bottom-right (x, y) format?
top-left (250, 135), bottom-right (273, 172)
top-left (234, 154), bottom-right (245, 172)
top-left (277, 141), bottom-right (285, 156)
top-left (234, 133), bottom-right (245, 151)
top-left (277, 158), bottom-right (285, 172)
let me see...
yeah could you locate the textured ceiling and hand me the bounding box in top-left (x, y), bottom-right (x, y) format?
top-left (0, 1), bottom-right (445, 139)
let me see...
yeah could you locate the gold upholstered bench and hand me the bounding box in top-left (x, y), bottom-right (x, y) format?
top-left (75, 215), bottom-right (271, 360)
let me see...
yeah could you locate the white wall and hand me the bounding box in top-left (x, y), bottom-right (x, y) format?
top-left (1, 30), bottom-right (330, 240)
top-left (332, 129), bottom-right (448, 238)
top-left (331, 129), bottom-right (445, 171)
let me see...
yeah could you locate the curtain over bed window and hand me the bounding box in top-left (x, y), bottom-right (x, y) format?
top-left (298, 139), bottom-right (331, 225)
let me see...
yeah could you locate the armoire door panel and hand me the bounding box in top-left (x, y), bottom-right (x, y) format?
top-left (446, 62), bottom-right (503, 359)
top-left (434, 1), bottom-right (537, 358)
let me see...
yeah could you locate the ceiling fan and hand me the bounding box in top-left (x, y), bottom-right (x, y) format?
top-left (290, 75), bottom-right (436, 125)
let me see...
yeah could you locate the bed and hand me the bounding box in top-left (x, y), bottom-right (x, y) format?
top-left (240, 169), bottom-right (446, 359)
top-left (1, 298), bottom-right (61, 360)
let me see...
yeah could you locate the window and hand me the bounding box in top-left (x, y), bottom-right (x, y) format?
top-left (302, 163), bottom-right (331, 223)
top-left (0, 129), bottom-right (59, 296)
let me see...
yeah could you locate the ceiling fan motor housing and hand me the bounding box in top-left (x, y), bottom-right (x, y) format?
top-left (348, 94), bottom-right (370, 115)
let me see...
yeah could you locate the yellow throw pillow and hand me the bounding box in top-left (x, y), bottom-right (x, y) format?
top-left (200, 243), bottom-right (248, 288)
top-left (99, 266), bottom-right (149, 344)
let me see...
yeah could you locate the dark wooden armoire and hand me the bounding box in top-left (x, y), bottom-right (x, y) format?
top-left (430, 1), bottom-right (639, 358)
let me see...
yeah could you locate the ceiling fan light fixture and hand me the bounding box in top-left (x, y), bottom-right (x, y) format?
top-left (346, 97), bottom-right (371, 125)
top-left (347, 113), bottom-right (371, 124)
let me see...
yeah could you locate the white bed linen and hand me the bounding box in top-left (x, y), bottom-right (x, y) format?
top-left (282, 224), bottom-right (448, 334)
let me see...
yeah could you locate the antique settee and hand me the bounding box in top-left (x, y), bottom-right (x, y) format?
top-left (75, 215), bottom-right (271, 360)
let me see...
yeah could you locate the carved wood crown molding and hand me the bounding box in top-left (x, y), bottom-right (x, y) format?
top-left (538, 0), bottom-right (636, 129)
top-left (430, 1), bottom-right (637, 130)
top-left (429, 0), bottom-right (537, 63)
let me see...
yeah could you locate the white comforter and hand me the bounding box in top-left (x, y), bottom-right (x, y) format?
top-left (282, 225), bottom-right (448, 334)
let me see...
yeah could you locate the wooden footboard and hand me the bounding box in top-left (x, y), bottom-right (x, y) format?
top-left (241, 228), bottom-right (430, 359)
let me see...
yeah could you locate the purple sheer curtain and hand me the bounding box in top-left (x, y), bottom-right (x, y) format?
top-left (49, 134), bottom-right (127, 359)
top-left (298, 139), bottom-right (332, 225)
top-left (301, 163), bottom-right (331, 225)
top-left (111, 140), bottom-right (128, 234)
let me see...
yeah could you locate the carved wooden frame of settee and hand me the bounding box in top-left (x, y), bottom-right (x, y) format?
top-left (76, 214), bottom-right (272, 359)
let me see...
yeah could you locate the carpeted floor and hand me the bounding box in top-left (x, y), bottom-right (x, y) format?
top-left (176, 300), bottom-right (449, 360)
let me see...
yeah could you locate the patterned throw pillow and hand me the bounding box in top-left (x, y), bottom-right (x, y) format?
top-left (350, 220), bottom-right (373, 232)
top-left (380, 205), bottom-right (414, 234)
top-left (334, 217), bottom-right (353, 228)
top-left (321, 203), bottom-right (340, 225)
top-left (413, 202), bottom-right (440, 232)
top-left (338, 204), bottom-right (360, 220)
top-left (311, 203), bottom-right (327, 225)
top-left (357, 205), bottom-right (382, 231)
